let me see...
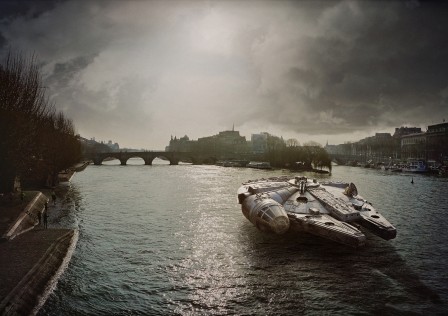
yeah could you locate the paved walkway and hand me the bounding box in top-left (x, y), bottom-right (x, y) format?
top-left (0, 190), bottom-right (77, 315)
top-left (0, 192), bottom-right (39, 237)
top-left (0, 228), bottom-right (73, 300)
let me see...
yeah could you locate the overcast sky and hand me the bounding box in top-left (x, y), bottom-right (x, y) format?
top-left (1, 0), bottom-right (447, 149)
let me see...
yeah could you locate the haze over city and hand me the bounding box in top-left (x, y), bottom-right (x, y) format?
top-left (1, 0), bottom-right (447, 149)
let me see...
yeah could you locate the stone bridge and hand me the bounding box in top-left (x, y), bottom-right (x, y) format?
top-left (86, 151), bottom-right (217, 166)
top-left (329, 153), bottom-right (393, 165)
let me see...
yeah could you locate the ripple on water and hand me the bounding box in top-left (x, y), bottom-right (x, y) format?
top-left (39, 164), bottom-right (448, 315)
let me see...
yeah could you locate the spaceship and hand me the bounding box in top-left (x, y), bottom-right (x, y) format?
top-left (237, 176), bottom-right (396, 248)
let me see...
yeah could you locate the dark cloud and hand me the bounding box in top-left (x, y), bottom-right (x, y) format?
top-left (246, 0), bottom-right (448, 138)
top-left (46, 54), bottom-right (96, 87)
top-left (0, 0), bottom-right (63, 21)
top-left (1, 0), bottom-right (448, 147)
top-left (0, 32), bottom-right (6, 49)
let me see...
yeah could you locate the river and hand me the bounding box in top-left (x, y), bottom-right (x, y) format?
top-left (39, 159), bottom-right (448, 315)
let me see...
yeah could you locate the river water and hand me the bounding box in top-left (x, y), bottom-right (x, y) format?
top-left (39, 159), bottom-right (448, 315)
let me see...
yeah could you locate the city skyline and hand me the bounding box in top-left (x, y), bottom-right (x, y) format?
top-left (89, 120), bottom-right (440, 152)
top-left (1, 0), bottom-right (448, 149)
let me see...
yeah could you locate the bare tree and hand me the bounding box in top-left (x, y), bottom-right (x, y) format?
top-left (303, 140), bottom-right (322, 147)
top-left (286, 138), bottom-right (300, 147)
top-left (0, 50), bottom-right (81, 192)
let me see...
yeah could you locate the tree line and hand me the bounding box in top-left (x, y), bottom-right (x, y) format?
top-left (0, 51), bottom-right (81, 193)
top-left (265, 141), bottom-right (332, 172)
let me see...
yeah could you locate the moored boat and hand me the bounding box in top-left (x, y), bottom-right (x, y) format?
top-left (390, 164), bottom-right (404, 172)
top-left (401, 160), bottom-right (428, 173)
top-left (73, 161), bottom-right (90, 172)
top-left (58, 169), bottom-right (75, 183)
top-left (246, 161), bottom-right (272, 169)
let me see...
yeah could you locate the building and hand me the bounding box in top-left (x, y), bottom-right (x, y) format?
top-left (107, 140), bottom-right (120, 151)
top-left (251, 133), bottom-right (268, 154)
top-left (426, 122), bottom-right (448, 164)
top-left (196, 130), bottom-right (249, 156)
top-left (326, 126), bottom-right (421, 163)
top-left (393, 127), bottom-right (422, 138)
top-left (165, 135), bottom-right (193, 152)
top-left (79, 137), bottom-right (119, 154)
top-left (345, 132), bottom-right (398, 162)
top-left (401, 132), bottom-right (426, 160)
top-left (165, 128), bottom-right (289, 159)
top-left (166, 128), bottom-right (250, 157)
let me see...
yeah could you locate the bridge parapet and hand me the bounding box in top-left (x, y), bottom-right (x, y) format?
top-left (85, 151), bottom-right (264, 166)
top-left (86, 151), bottom-right (205, 166)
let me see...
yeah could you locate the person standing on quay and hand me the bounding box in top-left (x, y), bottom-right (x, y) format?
top-left (51, 190), bottom-right (56, 205)
top-left (41, 201), bottom-right (48, 227)
top-left (43, 210), bottom-right (48, 229)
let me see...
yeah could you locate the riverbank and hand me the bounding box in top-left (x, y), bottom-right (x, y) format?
top-left (58, 161), bottom-right (90, 184)
top-left (0, 189), bottom-right (78, 315)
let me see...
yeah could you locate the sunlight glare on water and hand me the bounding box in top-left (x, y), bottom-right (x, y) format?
top-left (39, 161), bottom-right (448, 315)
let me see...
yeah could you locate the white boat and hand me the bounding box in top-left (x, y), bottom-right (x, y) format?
top-left (237, 176), bottom-right (397, 248)
top-left (402, 160), bottom-right (428, 173)
top-left (389, 164), bottom-right (404, 172)
top-left (222, 160), bottom-right (248, 167)
top-left (246, 161), bottom-right (272, 169)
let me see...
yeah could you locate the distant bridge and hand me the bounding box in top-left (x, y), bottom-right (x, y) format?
top-left (85, 151), bottom-right (219, 166)
top-left (329, 153), bottom-right (394, 165)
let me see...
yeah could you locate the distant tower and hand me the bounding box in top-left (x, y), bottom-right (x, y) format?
top-left (232, 123), bottom-right (234, 131)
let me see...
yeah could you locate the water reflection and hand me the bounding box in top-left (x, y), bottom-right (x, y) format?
top-left (101, 158), bottom-right (120, 165)
top-left (39, 164), bottom-right (447, 315)
top-left (237, 225), bottom-right (444, 315)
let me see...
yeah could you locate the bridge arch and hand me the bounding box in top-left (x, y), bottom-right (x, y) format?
top-left (125, 156), bottom-right (147, 165)
top-left (89, 151), bottom-right (212, 166)
top-left (93, 155), bottom-right (122, 165)
top-left (150, 156), bottom-right (172, 165)
top-left (200, 156), bottom-right (218, 165)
